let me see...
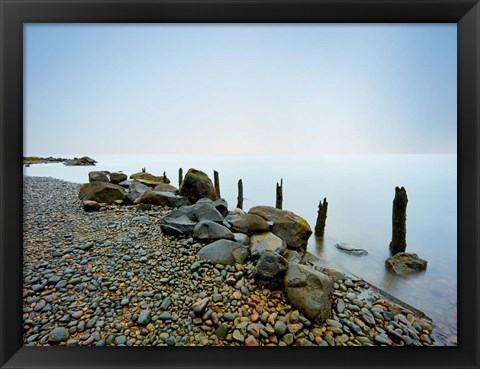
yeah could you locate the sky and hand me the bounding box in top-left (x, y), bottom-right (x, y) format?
top-left (24, 24), bottom-right (457, 156)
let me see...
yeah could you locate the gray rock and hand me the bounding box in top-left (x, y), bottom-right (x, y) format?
top-left (137, 190), bottom-right (190, 208)
top-left (274, 321), bottom-right (287, 336)
top-left (249, 206), bottom-right (312, 249)
top-left (212, 198), bottom-right (229, 216)
top-left (335, 242), bottom-right (368, 256)
top-left (232, 329), bottom-right (245, 342)
top-left (249, 232), bottom-right (287, 258)
top-left (193, 220), bottom-right (235, 242)
top-left (233, 233), bottom-right (250, 246)
top-left (197, 239), bottom-right (248, 265)
top-left (385, 252), bottom-right (427, 274)
top-left (110, 172), bottom-right (127, 184)
top-left (227, 214), bottom-right (271, 235)
top-left (192, 297), bottom-right (209, 315)
top-left (88, 171), bottom-right (110, 183)
top-left (48, 327), bottom-right (70, 343)
top-left (254, 250), bottom-right (289, 283)
top-left (192, 202), bottom-right (223, 222)
top-left (160, 297), bottom-right (173, 310)
top-left (153, 183), bottom-right (179, 193)
top-left (160, 215), bottom-right (197, 237)
top-left (118, 179), bottom-right (133, 188)
top-left (178, 168), bottom-right (219, 204)
top-left (215, 323), bottom-right (229, 340)
top-left (115, 335), bottom-right (127, 345)
top-left (78, 182), bottom-right (126, 204)
top-left (284, 263), bottom-right (334, 324)
top-left (137, 310), bottom-right (151, 326)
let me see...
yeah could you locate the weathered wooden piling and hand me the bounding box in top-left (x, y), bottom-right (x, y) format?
top-left (237, 179), bottom-right (243, 209)
top-left (178, 168), bottom-right (183, 187)
top-left (163, 171), bottom-right (167, 182)
top-left (142, 167), bottom-right (146, 173)
top-left (276, 179), bottom-right (283, 209)
top-left (214, 170), bottom-right (221, 198)
top-left (315, 198), bottom-right (328, 237)
top-left (389, 186), bottom-right (408, 254)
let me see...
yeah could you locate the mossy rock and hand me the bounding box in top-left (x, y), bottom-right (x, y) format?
top-left (78, 182), bottom-right (126, 204)
top-left (248, 206), bottom-right (312, 250)
top-left (179, 168), bottom-right (219, 204)
top-left (130, 172), bottom-right (170, 184)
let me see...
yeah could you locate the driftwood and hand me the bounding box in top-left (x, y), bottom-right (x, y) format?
top-left (389, 186), bottom-right (408, 254)
top-left (237, 179), bottom-right (243, 209)
top-left (178, 168), bottom-right (183, 187)
top-left (315, 198), bottom-right (328, 237)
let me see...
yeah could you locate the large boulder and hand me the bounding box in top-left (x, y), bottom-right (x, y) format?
top-left (168, 203), bottom-right (223, 223)
top-left (88, 171), bottom-right (110, 183)
top-left (130, 172), bottom-right (171, 186)
top-left (136, 190), bottom-right (190, 208)
top-left (126, 180), bottom-right (151, 203)
top-left (179, 168), bottom-right (219, 204)
top-left (284, 263), bottom-right (334, 323)
top-left (154, 183), bottom-right (179, 194)
top-left (160, 215), bottom-right (197, 237)
top-left (249, 232), bottom-right (287, 258)
top-left (192, 203), bottom-right (223, 222)
top-left (110, 172), bottom-right (128, 184)
top-left (193, 220), bottom-right (235, 242)
top-left (249, 206), bottom-right (312, 250)
top-left (197, 239), bottom-right (248, 265)
top-left (385, 252), bottom-right (427, 274)
top-left (227, 214), bottom-right (271, 235)
top-left (254, 250), bottom-right (289, 290)
top-left (79, 182), bottom-right (126, 204)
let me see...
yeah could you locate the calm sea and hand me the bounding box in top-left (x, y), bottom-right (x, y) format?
top-left (24, 154), bottom-right (457, 337)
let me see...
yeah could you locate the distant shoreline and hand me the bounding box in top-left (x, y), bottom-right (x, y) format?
top-left (23, 156), bottom-right (97, 167)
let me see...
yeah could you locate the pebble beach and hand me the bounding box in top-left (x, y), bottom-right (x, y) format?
top-left (23, 175), bottom-right (442, 347)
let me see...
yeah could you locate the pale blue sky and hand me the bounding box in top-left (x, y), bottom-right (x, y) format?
top-left (24, 24), bottom-right (457, 156)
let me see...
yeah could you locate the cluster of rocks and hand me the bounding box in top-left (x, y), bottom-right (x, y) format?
top-left (23, 156), bottom-right (97, 166)
top-left (22, 173), bottom-right (441, 346)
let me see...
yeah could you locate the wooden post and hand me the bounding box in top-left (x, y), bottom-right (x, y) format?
top-left (275, 179), bottom-right (283, 209)
top-left (214, 170), bottom-right (221, 198)
top-left (178, 168), bottom-right (183, 187)
top-left (315, 198), bottom-right (328, 237)
top-left (236, 179), bottom-right (243, 209)
top-left (389, 186), bottom-right (408, 254)
top-left (163, 171), bottom-right (167, 182)
top-left (142, 167), bottom-right (146, 173)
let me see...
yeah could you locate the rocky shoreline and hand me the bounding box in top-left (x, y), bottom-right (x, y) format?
top-left (23, 175), bottom-right (443, 346)
top-left (23, 156), bottom-right (96, 166)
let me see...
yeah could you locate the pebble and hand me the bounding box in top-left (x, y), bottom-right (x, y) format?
top-left (233, 330), bottom-right (245, 342)
top-left (48, 327), bottom-right (69, 343)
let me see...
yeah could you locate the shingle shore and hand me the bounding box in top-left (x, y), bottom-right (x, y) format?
top-left (23, 176), bottom-right (441, 346)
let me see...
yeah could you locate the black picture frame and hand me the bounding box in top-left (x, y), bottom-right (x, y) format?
top-left (1, 0), bottom-right (479, 368)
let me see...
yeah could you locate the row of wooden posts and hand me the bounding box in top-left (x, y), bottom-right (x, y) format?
top-left (176, 168), bottom-right (408, 251)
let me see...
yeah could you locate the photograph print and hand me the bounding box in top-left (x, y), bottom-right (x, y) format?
top-left (23, 24), bottom-right (457, 347)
